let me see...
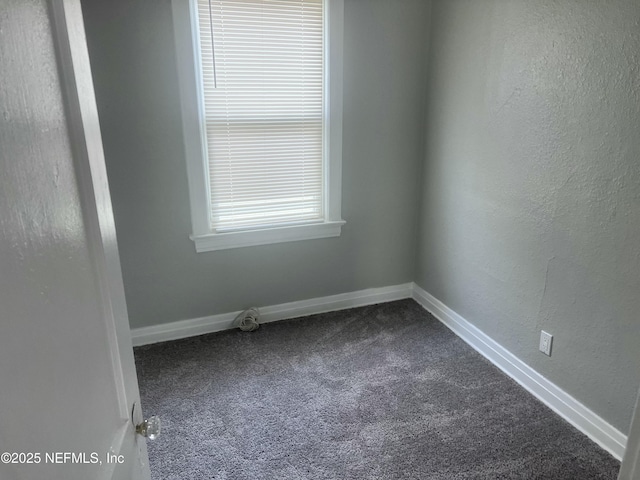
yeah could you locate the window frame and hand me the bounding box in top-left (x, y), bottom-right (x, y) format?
top-left (172, 0), bottom-right (345, 252)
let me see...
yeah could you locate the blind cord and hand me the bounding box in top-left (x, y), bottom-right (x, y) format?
top-left (208, 0), bottom-right (218, 88)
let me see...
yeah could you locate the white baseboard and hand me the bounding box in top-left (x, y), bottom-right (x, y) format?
top-left (411, 283), bottom-right (627, 460)
top-left (130, 282), bottom-right (413, 347)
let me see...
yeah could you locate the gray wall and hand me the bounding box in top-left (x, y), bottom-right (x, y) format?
top-left (81, 0), bottom-right (430, 329)
top-left (416, 0), bottom-right (640, 432)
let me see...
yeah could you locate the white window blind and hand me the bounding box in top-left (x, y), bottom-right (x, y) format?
top-left (196, 0), bottom-right (325, 232)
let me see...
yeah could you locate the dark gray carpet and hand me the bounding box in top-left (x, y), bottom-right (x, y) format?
top-left (134, 299), bottom-right (620, 479)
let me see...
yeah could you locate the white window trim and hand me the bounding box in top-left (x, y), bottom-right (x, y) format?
top-left (172, 0), bottom-right (345, 253)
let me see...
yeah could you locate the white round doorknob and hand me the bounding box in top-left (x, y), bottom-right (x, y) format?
top-left (136, 416), bottom-right (161, 440)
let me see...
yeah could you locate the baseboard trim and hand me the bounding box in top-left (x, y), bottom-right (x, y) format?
top-left (410, 283), bottom-right (627, 460)
top-left (130, 283), bottom-right (413, 347)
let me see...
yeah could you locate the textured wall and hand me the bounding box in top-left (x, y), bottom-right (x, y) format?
top-left (81, 0), bottom-right (430, 329)
top-left (417, 0), bottom-right (640, 432)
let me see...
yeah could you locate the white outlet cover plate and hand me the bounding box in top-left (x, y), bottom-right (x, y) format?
top-left (540, 330), bottom-right (553, 356)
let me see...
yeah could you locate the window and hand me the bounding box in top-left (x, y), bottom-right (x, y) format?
top-left (172, 0), bottom-right (344, 252)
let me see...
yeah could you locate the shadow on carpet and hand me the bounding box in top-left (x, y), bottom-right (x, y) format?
top-left (134, 299), bottom-right (620, 479)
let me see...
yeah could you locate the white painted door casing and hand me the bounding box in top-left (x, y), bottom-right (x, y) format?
top-left (619, 390), bottom-right (640, 479)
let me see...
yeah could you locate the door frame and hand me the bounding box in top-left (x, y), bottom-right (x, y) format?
top-left (620, 388), bottom-right (640, 479)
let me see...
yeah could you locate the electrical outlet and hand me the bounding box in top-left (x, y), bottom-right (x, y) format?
top-left (539, 331), bottom-right (553, 356)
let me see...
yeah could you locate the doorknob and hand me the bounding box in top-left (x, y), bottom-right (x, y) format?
top-left (135, 416), bottom-right (161, 440)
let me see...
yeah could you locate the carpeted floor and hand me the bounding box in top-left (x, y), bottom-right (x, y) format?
top-left (134, 299), bottom-right (620, 479)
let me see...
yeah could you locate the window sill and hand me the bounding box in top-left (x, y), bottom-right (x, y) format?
top-left (190, 220), bottom-right (346, 252)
